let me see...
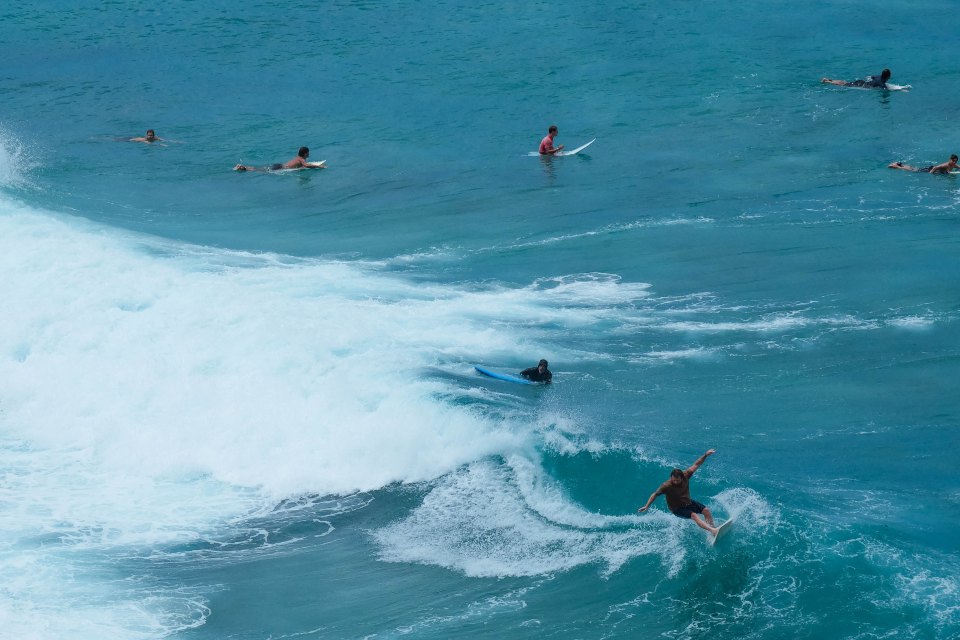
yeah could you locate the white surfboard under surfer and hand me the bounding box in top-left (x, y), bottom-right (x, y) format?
top-left (234, 146), bottom-right (326, 172)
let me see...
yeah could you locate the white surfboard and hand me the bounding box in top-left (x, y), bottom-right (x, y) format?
top-left (826, 81), bottom-right (910, 92)
top-left (276, 160), bottom-right (326, 173)
top-left (710, 518), bottom-right (733, 546)
top-left (528, 138), bottom-right (596, 157)
top-left (557, 138), bottom-right (596, 156)
top-left (234, 160), bottom-right (326, 173)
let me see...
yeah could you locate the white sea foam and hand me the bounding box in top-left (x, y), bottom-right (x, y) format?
top-left (0, 201), bottom-right (549, 636)
top-left (374, 457), bottom-right (687, 579)
top-left (886, 315), bottom-right (935, 329)
top-left (639, 346), bottom-right (719, 362)
top-left (0, 211), bottom-right (528, 499)
top-left (0, 125), bottom-right (34, 188)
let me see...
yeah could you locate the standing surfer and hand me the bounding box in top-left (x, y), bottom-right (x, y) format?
top-left (637, 449), bottom-right (719, 536)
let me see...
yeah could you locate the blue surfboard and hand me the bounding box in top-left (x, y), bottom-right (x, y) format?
top-left (475, 366), bottom-right (538, 385)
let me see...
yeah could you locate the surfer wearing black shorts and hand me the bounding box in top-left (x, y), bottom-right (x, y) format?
top-left (637, 449), bottom-right (719, 536)
top-left (234, 146), bottom-right (322, 172)
top-left (888, 154), bottom-right (959, 174)
top-left (821, 68), bottom-right (891, 89)
top-left (520, 359), bottom-right (552, 383)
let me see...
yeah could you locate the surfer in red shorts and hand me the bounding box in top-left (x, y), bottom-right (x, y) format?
top-left (539, 125), bottom-right (564, 156)
top-left (637, 449), bottom-right (719, 536)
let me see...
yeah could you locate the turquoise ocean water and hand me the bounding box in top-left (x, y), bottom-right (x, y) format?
top-left (2, 1), bottom-right (959, 638)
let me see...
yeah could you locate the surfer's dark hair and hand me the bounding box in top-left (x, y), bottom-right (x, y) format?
top-left (951, 154), bottom-right (958, 162)
top-left (539, 359), bottom-right (548, 367)
top-left (880, 68), bottom-right (891, 82)
top-left (298, 146), bottom-right (309, 158)
top-left (670, 468), bottom-right (685, 479)
top-left (548, 125), bottom-right (558, 134)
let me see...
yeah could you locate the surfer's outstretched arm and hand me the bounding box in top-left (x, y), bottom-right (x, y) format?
top-left (685, 449), bottom-right (715, 476)
top-left (637, 489), bottom-right (661, 513)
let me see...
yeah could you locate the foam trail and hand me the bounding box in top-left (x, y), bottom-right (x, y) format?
top-left (375, 457), bottom-right (688, 579)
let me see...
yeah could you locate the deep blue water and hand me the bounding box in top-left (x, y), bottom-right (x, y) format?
top-left (1, 1), bottom-right (959, 638)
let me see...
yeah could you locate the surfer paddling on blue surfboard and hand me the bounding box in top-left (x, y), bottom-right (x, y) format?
top-left (234, 146), bottom-right (325, 172)
top-left (539, 125), bottom-right (564, 156)
top-left (519, 359), bottom-right (552, 383)
top-left (637, 449), bottom-right (720, 536)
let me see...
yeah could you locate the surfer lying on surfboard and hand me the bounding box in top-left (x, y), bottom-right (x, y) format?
top-left (637, 449), bottom-right (720, 536)
top-left (519, 359), bottom-right (552, 383)
top-left (888, 154), bottom-right (959, 174)
top-left (234, 146), bottom-right (325, 171)
top-left (821, 68), bottom-right (891, 90)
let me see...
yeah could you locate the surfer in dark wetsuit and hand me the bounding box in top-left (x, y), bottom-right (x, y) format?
top-left (519, 359), bottom-right (552, 383)
top-left (234, 146), bottom-right (322, 172)
top-left (888, 154), bottom-right (959, 174)
top-left (821, 68), bottom-right (891, 89)
top-left (637, 449), bottom-right (719, 536)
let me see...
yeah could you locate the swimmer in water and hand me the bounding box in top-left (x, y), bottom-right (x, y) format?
top-left (130, 129), bottom-right (163, 143)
